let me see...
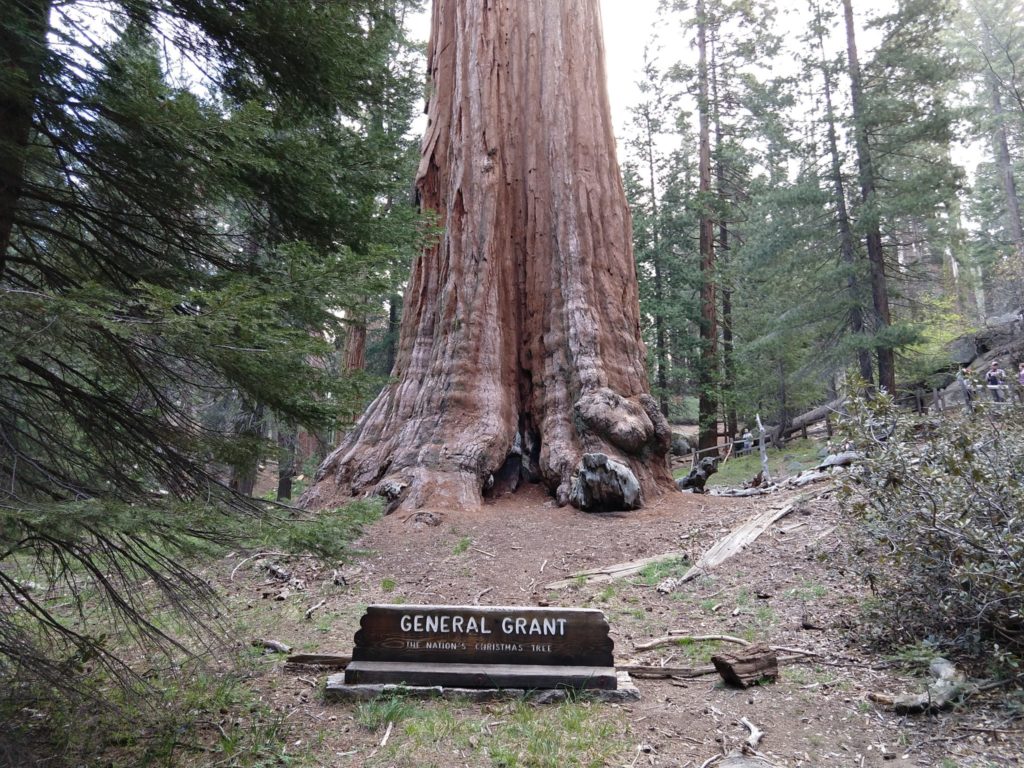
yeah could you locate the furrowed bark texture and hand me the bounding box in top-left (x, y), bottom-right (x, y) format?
top-left (304, 0), bottom-right (673, 513)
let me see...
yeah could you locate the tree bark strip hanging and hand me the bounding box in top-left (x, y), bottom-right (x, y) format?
top-left (304, 0), bottom-right (673, 513)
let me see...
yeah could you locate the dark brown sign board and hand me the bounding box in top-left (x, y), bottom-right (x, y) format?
top-left (343, 605), bottom-right (617, 690)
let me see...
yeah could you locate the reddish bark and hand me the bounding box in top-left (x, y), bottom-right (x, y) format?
top-left (696, 0), bottom-right (719, 452)
top-left (342, 321), bottom-right (367, 373)
top-left (303, 0), bottom-right (673, 513)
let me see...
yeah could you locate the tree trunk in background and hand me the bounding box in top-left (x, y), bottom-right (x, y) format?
top-left (815, 15), bottom-right (873, 384)
top-left (696, 0), bottom-right (720, 452)
top-left (230, 400), bottom-right (265, 497)
top-left (384, 294), bottom-right (401, 373)
top-left (987, 73), bottom-right (1024, 303)
top-left (342, 321), bottom-right (367, 373)
top-left (843, 0), bottom-right (896, 394)
top-left (711, 38), bottom-right (737, 441)
top-left (642, 106), bottom-right (671, 419)
top-left (0, 0), bottom-right (53, 278)
top-left (304, 0), bottom-right (673, 513)
top-left (276, 424), bottom-right (298, 501)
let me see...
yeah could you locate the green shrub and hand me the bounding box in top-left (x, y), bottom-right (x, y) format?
top-left (262, 498), bottom-right (382, 561)
top-left (838, 393), bottom-right (1024, 669)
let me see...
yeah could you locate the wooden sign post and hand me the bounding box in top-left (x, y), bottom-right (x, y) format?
top-left (342, 605), bottom-right (617, 690)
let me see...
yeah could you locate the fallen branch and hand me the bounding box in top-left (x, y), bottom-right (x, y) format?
top-left (474, 586), bottom-right (493, 605)
top-left (618, 663), bottom-right (718, 679)
top-left (304, 599), bottom-right (327, 621)
top-left (869, 658), bottom-right (973, 714)
top-left (252, 639), bottom-right (292, 654)
top-left (545, 550), bottom-right (688, 589)
top-left (657, 492), bottom-right (823, 594)
top-left (740, 717), bottom-right (763, 749)
top-left (635, 634), bottom-right (751, 652)
top-left (285, 653), bottom-right (351, 668)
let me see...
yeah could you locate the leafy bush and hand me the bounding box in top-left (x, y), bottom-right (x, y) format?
top-left (838, 393), bottom-right (1024, 669)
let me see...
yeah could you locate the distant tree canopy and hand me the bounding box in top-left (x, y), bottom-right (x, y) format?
top-left (624, 0), bottom-right (1012, 438)
top-left (0, 0), bottom-right (422, 679)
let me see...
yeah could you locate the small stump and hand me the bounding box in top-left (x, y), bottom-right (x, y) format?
top-left (711, 644), bottom-right (778, 688)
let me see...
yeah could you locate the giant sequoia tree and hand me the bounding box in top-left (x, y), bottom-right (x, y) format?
top-left (307, 0), bottom-right (674, 513)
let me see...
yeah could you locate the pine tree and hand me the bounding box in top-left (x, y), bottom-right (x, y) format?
top-left (0, 0), bottom-right (423, 681)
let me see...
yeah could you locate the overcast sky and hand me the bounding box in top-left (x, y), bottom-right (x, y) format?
top-left (405, 2), bottom-right (660, 138)
top-left (404, 1), bottom-right (888, 145)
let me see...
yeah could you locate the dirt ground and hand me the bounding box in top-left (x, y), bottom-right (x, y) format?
top-left (216, 481), bottom-right (1024, 768)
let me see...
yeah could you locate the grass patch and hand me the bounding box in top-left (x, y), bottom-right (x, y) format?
top-left (372, 699), bottom-right (629, 768)
top-left (0, 654), bottom-right (299, 768)
top-left (356, 693), bottom-right (418, 731)
top-left (453, 536), bottom-right (471, 555)
top-left (674, 438), bottom-right (826, 488)
top-left (635, 556), bottom-right (690, 586)
top-left (669, 637), bottom-right (723, 663)
top-left (786, 580), bottom-right (828, 601)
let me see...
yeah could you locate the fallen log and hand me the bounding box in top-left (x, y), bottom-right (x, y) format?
top-left (711, 644), bottom-right (779, 688)
top-left (285, 653), bottom-right (351, 667)
top-left (544, 550), bottom-right (688, 589)
top-left (776, 397), bottom-right (845, 442)
top-left (617, 663), bottom-right (717, 679)
top-left (656, 494), bottom-right (817, 593)
top-left (719, 753), bottom-right (776, 768)
top-left (868, 657), bottom-right (973, 713)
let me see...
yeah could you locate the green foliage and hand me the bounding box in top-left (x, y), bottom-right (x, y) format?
top-left (838, 392), bottom-right (1024, 668)
top-left (0, 0), bottom-right (423, 695)
top-left (260, 500), bottom-right (383, 562)
top-left (0, 654), bottom-right (291, 768)
top-left (635, 556), bottom-right (691, 586)
top-left (356, 694), bottom-right (417, 731)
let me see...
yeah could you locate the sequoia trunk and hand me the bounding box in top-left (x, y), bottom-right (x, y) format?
top-left (304, 0), bottom-right (673, 513)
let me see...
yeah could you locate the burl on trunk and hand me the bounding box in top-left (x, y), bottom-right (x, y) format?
top-left (303, 0), bottom-right (674, 513)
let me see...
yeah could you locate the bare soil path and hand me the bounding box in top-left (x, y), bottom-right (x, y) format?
top-left (219, 483), bottom-right (1023, 767)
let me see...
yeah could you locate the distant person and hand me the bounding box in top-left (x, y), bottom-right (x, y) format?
top-left (1017, 362), bottom-right (1024, 404)
top-left (986, 361), bottom-right (1006, 402)
top-left (956, 365), bottom-right (974, 407)
top-left (741, 429), bottom-right (753, 456)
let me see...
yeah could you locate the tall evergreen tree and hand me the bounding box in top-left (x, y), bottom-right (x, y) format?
top-left (0, 0), bottom-right (423, 680)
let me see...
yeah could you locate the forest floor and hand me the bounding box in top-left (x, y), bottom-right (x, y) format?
top-left (200, 472), bottom-right (1023, 768)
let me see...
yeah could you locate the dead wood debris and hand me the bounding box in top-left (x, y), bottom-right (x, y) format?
top-left (543, 549), bottom-right (689, 589)
top-left (634, 633), bottom-right (749, 651)
top-left (711, 644), bottom-right (779, 688)
top-left (656, 493), bottom-right (825, 594)
top-left (284, 653), bottom-right (351, 668)
top-left (252, 639), bottom-right (292, 654)
top-left (303, 598), bottom-right (327, 620)
top-left (869, 660), bottom-right (1024, 714)
top-left (740, 717), bottom-right (764, 749)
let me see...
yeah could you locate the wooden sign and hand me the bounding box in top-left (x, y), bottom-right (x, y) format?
top-left (343, 604), bottom-right (617, 690)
